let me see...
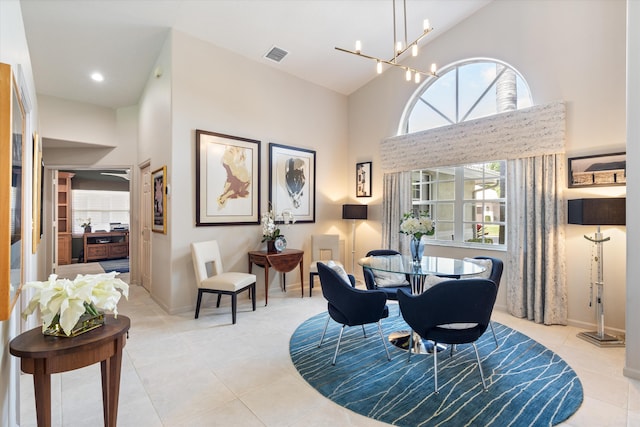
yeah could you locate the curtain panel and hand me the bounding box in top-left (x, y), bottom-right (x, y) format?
top-left (381, 172), bottom-right (412, 252)
top-left (506, 155), bottom-right (568, 325)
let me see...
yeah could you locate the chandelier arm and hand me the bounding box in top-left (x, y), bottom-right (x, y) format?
top-left (334, 47), bottom-right (436, 77)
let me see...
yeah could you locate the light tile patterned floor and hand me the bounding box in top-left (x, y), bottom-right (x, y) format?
top-left (18, 264), bottom-right (640, 426)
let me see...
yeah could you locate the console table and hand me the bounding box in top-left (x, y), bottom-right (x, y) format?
top-left (248, 249), bottom-right (304, 306)
top-left (84, 231), bottom-right (129, 262)
top-left (9, 315), bottom-right (130, 427)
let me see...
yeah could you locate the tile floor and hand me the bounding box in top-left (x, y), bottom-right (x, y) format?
top-left (18, 264), bottom-right (640, 426)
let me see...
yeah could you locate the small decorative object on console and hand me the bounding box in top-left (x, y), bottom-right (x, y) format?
top-left (275, 235), bottom-right (287, 252)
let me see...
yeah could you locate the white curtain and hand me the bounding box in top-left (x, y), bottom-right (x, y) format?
top-left (381, 171), bottom-right (412, 252)
top-left (506, 154), bottom-right (567, 325)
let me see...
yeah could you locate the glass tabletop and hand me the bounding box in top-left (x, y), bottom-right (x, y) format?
top-left (358, 255), bottom-right (485, 277)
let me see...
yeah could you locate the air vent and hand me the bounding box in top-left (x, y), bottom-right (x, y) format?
top-left (264, 46), bottom-right (288, 63)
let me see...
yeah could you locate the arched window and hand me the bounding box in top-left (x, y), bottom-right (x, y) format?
top-left (401, 58), bottom-right (532, 134)
top-left (400, 59), bottom-right (532, 248)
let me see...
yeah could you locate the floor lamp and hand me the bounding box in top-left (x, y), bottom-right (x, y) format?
top-left (342, 204), bottom-right (368, 274)
top-left (568, 198), bottom-right (626, 347)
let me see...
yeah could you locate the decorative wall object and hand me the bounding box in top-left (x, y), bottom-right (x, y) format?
top-left (269, 143), bottom-right (315, 223)
top-left (0, 62), bottom-right (26, 320)
top-left (356, 161), bottom-right (372, 197)
top-left (32, 132), bottom-right (43, 252)
top-left (152, 165), bottom-right (167, 233)
top-left (568, 152), bottom-right (626, 188)
top-left (195, 130), bottom-right (261, 226)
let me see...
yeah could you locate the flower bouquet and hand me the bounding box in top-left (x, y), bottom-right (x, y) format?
top-left (400, 211), bottom-right (435, 264)
top-left (22, 272), bottom-right (129, 337)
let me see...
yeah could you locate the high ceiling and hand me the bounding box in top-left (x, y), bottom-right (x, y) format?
top-left (20, 0), bottom-right (490, 109)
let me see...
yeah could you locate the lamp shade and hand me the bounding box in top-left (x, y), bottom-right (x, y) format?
top-left (342, 204), bottom-right (368, 220)
top-left (567, 198), bottom-right (626, 225)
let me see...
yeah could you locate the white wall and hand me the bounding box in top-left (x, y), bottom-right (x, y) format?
top-left (137, 30), bottom-right (350, 313)
top-left (625, 0), bottom-right (640, 380)
top-left (347, 0), bottom-right (628, 331)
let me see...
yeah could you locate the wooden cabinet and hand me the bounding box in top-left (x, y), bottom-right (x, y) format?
top-left (83, 231), bottom-right (129, 263)
top-left (57, 172), bottom-right (74, 265)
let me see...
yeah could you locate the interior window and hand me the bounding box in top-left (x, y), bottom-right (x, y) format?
top-left (72, 189), bottom-right (130, 234)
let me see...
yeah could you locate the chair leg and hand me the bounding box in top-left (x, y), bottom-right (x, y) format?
top-left (250, 284), bottom-right (256, 311)
top-left (332, 325), bottom-right (346, 365)
top-left (309, 273), bottom-right (314, 297)
top-left (377, 321), bottom-right (391, 361)
top-left (231, 293), bottom-right (237, 324)
top-left (433, 341), bottom-right (439, 394)
top-left (216, 293), bottom-right (222, 308)
top-left (473, 342), bottom-right (488, 391)
top-left (407, 331), bottom-right (413, 363)
top-left (490, 321), bottom-right (498, 347)
top-left (318, 315), bottom-right (330, 347)
top-left (195, 289), bottom-right (203, 319)
top-left (361, 325), bottom-right (367, 338)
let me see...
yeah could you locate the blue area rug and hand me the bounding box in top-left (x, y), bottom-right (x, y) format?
top-left (99, 258), bottom-right (129, 273)
top-left (290, 305), bottom-right (583, 426)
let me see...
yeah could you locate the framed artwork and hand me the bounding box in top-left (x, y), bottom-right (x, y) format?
top-left (195, 129), bottom-right (261, 226)
top-left (568, 152), bottom-right (626, 188)
top-left (32, 132), bottom-right (43, 252)
top-left (269, 143), bottom-right (315, 223)
top-left (356, 161), bottom-right (372, 197)
top-left (0, 63), bottom-right (26, 320)
top-left (152, 165), bottom-right (167, 233)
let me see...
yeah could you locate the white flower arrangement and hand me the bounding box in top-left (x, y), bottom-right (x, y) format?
top-left (80, 217), bottom-right (91, 228)
top-left (22, 272), bottom-right (129, 336)
top-left (261, 204), bottom-right (295, 242)
top-left (399, 211), bottom-right (435, 240)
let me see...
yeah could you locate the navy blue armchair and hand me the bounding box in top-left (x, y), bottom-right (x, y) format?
top-left (317, 262), bottom-right (391, 365)
top-left (398, 278), bottom-right (498, 393)
top-left (471, 256), bottom-right (503, 346)
top-left (362, 249), bottom-right (411, 300)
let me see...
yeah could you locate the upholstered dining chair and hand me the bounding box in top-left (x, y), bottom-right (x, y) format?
top-left (362, 249), bottom-right (411, 300)
top-left (317, 262), bottom-right (391, 365)
top-left (398, 278), bottom-right (498, 393)
top-left (190, 240), bottom-right (256, 324)
top-left (308, 234), bottom-right (343, 297)
top-left (469, 256), bottom-right (504, 347)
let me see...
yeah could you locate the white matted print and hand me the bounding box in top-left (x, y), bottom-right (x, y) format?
top-left (269, 143), bottom-right (315, 223)
top-left (196, 130), bottom-right (260, 226)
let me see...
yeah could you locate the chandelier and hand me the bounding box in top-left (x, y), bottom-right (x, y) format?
top-left (335, 0), bottom-right (437, 83)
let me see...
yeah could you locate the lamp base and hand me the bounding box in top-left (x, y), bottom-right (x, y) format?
top-left (577, 331), bottom-right (625, 347)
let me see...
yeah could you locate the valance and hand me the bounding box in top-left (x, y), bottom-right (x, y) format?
top-left (380, 101), bottom-right (566, 173)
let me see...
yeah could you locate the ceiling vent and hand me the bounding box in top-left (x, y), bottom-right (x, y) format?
top-left (264, 46), bottom-right (288, 63)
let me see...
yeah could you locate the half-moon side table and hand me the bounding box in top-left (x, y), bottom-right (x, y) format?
top-left (248, 249), bottom-right (304, 306)
top-left (9, 315), bottom-right (130, 427)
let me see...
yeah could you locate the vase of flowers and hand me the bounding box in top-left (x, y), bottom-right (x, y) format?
top-left (22, 272), bottom-right (129, 337)
top-left (81, 218), bottom-right (92, 233)
top-left (400, 211), bottom-right (435, 264)
top-left (261, 204), bottom-right (295, 253)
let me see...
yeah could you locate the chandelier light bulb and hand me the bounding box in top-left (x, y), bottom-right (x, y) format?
top-left (355, 40), bottom-right (362, 53)
top-left (412, 43), bottom-right (418, 57)
top-left (396, 41), bottom-right (403, 53)
top-left (415, 72), bottom-right (421, 83)
top-left (376, 61), bottom-right (383, 74)
top-left (431, 63), bottom-right (437, 74)
top-left (424, 19), bottom-right (430, 31)
top-left (405, 69), bottom-right (412, 81)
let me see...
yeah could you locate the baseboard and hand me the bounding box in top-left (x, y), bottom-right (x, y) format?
top-left (623, 366), bottom-right (640, 380)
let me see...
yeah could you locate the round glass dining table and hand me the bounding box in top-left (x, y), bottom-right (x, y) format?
top-left (358, 255), bottom-right (487, 354)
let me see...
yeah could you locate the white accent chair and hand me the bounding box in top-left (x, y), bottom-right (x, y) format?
top-left (308, 234), bottom-right (343, 297)
top-left (191, 240), bottom-right (256, 324)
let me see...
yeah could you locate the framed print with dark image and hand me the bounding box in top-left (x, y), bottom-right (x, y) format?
top-left (196, 129), bottom-right (260, 226)
top-left (152, 166), bottom-right (167, 233)
top-left (568, 152), bottom-right (626, 188)
top-left (356, 161), bottom-right (372, 197)
top-left (269, 143), bottom-right (315, 223)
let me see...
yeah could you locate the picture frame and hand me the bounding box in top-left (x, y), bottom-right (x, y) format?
top-left (568, 152), bottom-right (626, 188)
top-left (356, 161), bottom-right (372, 197)
top-left (269, 143), bottom-right (316, 223)
top-left (195, 130), bottom-right (261, 226)
top-left (152, 165), bottom-right (167, 233)
top-left (32, 132), bottom-right (43, 252)
top-left (0, 63), bottom-right (26, 320)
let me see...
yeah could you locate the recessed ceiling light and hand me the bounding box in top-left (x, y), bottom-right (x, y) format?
top-left (90, 72), bottom-right (104, 82)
